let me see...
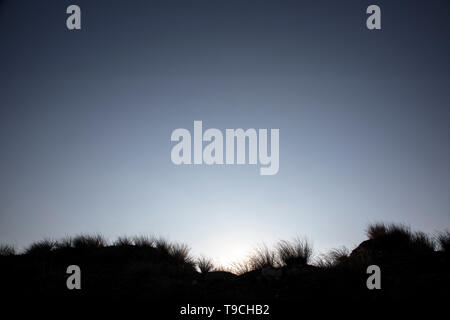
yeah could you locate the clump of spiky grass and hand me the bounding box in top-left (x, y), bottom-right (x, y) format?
top-left (213, 265), bottom-right (233, 273)
top-left (436, 231), bottom-right (450, 252)
top-left (114, 236), bottom-right (133, 246)
top-left (154, 237), bottom-right (171, 255)
top-left (0, 244), bottom-right (16, 256)
top-left (277, 237), bottom-right (313, 266)
top-left (230, 261), bottom-right (253, 275)
top-left (247, 244), bottom-right (279, 270)
top-left (150, 237), bottom-right (194, 266)
top-left (315, 246), bottom-right (350, 268)
top-left (366, 223), bottom-right (388, 240)
top-left (133, 235), bottom-right (155, 247)
top-left (328, 246), bottom-right (350, 264)
top-left (411, 231), bottom-right (435, 252)
top-left (366, 223), bottom-right (413, 243)
top-left (169, 243), bottom-right (194, 265)
top-left (25, 238), bottom-right (56, 255)
top-left (73, 234), bottom-right (107, 249)
top-left (366, 223), bottom-right (435, 253)
top-left (197, 256), bottom-right (215, 273)
top-left (314, 254), bottom-right (333, 268)
top-left (55, 236), bottom-right (73, 249)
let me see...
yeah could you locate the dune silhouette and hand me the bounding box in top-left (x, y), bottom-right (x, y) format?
top-left (0, 223), bottom-right (449, 307)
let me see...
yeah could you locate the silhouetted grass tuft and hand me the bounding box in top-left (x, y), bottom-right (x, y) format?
top-left (315, 247), bottom-right (349, 268)
top-left (436, 231), bottom-right (450, 252)
top-left (411, 231), bottom-right (435, 252)
top-left (366, 222), bottom-right (389, 240)
top-left (366, 223), bottom-right (412, 242)
top-left (197, 256), bottom-right (215, 273)
top-left (0, 244), bottom-right (16, 256)
top-left (169, 243), bottom-right (194, 265)
top-left (248, 244), bottom-right (279, 270)
top-left (133, 235), bottom-right (155, 247)
top-left (328, 246), bottom-right (350, 264)
top-left (25, 238), bottom-right (56, 255)
top-left (233, 239), bottom-right (313, 273)
top-left (154, 237), bottom-right (171, 255)
top-left (231, 261), bottom-right (253, 275)
top-left (277, 237), bottom-right (313, 266)
top-left (73, 234), bottom-right (107, 249)
top-left (366, 223), bottom-right (435, 253)
top-left (213, 265), bottom-right (233, 273)
top-left (55, 236), bottom-right (73, 249)
top-left (314, 255), bottom-right (332, 268)
top-left (114, 236), bottom-right (133, 246)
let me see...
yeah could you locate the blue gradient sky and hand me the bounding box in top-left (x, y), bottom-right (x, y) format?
top-left (1, 0), bottom-right (449, 265)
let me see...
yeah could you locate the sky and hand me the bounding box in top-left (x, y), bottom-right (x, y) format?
top-left (1, 0), bottom-right (449, 266)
